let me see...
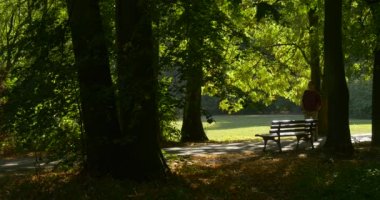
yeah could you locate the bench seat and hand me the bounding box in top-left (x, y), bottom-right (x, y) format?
top-left (255, 119), bottom-right (318, 152)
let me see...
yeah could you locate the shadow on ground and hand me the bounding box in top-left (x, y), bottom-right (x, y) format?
top-left (0, 135), bottom-right (371, 176)
top-left (0, 135), bottom-right (377, 200)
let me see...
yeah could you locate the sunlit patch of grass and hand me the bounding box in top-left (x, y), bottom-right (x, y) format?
top-left (178, 114), bottom-right (371, 141)
top-left (349, 123), bottom-right (372, 135)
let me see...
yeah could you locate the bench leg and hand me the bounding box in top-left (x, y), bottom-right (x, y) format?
top-left (262, 138), bottom-right (282, 152)
top-left (263, 139), bottom-right (268, 152)
top-left (276, 140), bottom-right (282, 152)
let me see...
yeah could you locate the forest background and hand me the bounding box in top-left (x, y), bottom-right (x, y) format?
top-left (0, 0), bottom-right (379, 182)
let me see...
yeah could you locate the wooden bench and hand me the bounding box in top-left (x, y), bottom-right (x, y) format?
top-left (255, 119), bottom-right (318, 152)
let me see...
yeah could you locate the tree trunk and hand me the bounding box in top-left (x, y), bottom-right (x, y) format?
top-left (115, 0), bottom-right (168, 179)
top-left (66, 0), bottom-right (122, 176)
top-left (181, 52), bottom-right (208, 142)
top-left (323, 0), bottom-right (354, 156)
top-left (180, 1), bottom-right (209, 143)
top-left (373, 49), bottom-right (380, 146)
top-left (308, 8), bottom-right (321, 91)
top-left (318, 84), bottom-right (329, 137)
top-left (308, 7), bottom-right (327, 137)
top-left (366, 0), bottom-right (380, 147)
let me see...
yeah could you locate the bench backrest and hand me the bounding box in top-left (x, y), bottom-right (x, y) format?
top-left (269, 119), bottom-right (318, 135)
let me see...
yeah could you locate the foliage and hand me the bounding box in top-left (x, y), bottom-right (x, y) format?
top-left (349, 80), bottom-right (372, 119)
top-left (0, 1), bottom-right (81, 160)
top-left (158, 76), bottom-right (182, 142)
top-left (158, 0), bottom-right (240, 104)
top-left (201, 95), bottom-right (301, 114)
top-left (213, 0), bottom-right (312, 113)
top-left (343, 0), bottom-right (376, 79)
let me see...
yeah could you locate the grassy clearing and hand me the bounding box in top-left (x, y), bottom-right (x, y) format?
top-left (175, 114), bottom-right (372, 142)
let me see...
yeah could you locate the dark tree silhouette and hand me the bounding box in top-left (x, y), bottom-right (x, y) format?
top-left (307, 7), bottom-right (328, 138)
top-left (115, 0), bottom-right (168, 179)
top-left (67, 0), bottom-right (167, 179)
top-left (180, 1), bottom-right (209, 142)
top-left (308, 8), bottom-right (321, 92)
top-left (365, 0), bottom-right (380, 147)
top-left (66, 0), bottom-right (122, 175)
top-left (323, 0), bottom-right (354, 156)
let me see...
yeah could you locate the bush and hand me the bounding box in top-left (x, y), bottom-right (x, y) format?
top-left (349, 80), bottom-right (372, 119)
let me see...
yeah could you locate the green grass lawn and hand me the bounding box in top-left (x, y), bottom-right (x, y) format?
top-left (176, 114), bottom-right (371, 142)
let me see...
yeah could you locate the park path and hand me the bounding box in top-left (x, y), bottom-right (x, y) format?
top-left (0, 134), bottom-right (372, 176)
top-left (162, 134), bottom-right (372, 156)
top-left (0, 155), bottom-right (61, 177)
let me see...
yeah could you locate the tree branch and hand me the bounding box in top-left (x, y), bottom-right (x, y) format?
top-left (263, 43), bottom-right (311, 65)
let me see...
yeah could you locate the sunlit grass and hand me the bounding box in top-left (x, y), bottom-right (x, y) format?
top-left (175, 114), bottom-right (372, 142)
top-left (349, 119), bottom-right (372, 134)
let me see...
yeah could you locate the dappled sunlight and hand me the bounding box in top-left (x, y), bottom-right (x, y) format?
top-left (164, 141), bottom-right (265, 156)
top-left (172, 145), bottom-right (378, 198)
top-left (1, 141), bottom-right (379, 199)
top-left (297, 153), bottom-right (308, 158)
top-left (164, 136), bottom-right (331, 156)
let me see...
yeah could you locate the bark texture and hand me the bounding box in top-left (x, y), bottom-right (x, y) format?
top-left (180, 1), bottom-right (209, 142)
top-left (366, 0), bottom-right (380, 147)
top-left (66, 0), bottom-right (122, 175)
top-left (115, 0), bottom-right (168, 179)
top-left (323, 0), bottom-right (354, 156)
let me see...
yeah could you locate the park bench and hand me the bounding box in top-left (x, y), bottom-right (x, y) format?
top-left (255, 119), bottom-right (318, 152)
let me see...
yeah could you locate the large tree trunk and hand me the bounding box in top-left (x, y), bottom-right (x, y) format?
top-left (66, 0), bottom-right (122, 176)
top-left (366, 0), bottom-right (380, 147)
top-left (180, 1), bottom-right (208, 143)
top-left (115, 0), bottom-right (167, 179)
top-left (318, 83), bottom-right (329, 137)
top-left (373, 49), bottom-right (380, 146)
top-left (323, 0), bottom-right (354, 156)
top-left (308, 8), bottom-right (321, 91)
top-left (181, 50), bottom-right (208, 142)
top-left (308, 7), bottom-right (327, 137)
